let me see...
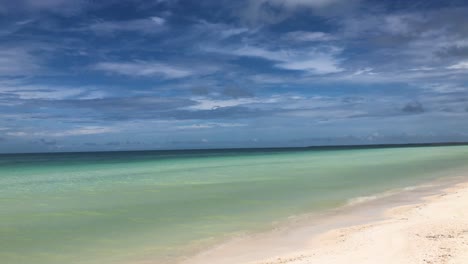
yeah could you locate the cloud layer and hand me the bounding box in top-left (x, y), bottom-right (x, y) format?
top-left (1, 0), bottom-right (468, 152)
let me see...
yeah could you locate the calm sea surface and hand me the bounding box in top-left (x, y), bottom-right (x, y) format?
top-left (1, 146), bottom-right (468, 264)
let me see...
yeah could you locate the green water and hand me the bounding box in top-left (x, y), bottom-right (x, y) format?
top-left (1, 146), bottom-right (468, 264)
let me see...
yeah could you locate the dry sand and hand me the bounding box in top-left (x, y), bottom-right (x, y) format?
top-left (182, 182), bottom-right (468, 264)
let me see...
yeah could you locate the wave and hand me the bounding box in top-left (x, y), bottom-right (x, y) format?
top-left (345, 184), bottom-right (435, 207)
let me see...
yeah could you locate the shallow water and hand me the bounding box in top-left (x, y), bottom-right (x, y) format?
top-left (1, 146), bottom-right (468, 264)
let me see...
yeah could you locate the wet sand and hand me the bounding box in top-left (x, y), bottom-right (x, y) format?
top-left (180, 177), bottom-right (468, 264)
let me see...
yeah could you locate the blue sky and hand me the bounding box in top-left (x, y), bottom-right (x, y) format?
top-left (1, 0), bottom-right (468, 153)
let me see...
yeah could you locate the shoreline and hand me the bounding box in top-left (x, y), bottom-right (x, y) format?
top-left (178, 174), bottom-right (468, 264)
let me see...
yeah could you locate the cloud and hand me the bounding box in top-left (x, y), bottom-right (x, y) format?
top-left (88, 16), bottom-right (166, 35)
top-left (447, 61), bottom-right (468, 70)
top-left (381, 14), bottom-right (425, 35)
top-left (0, 0), bottom-right (87, 15)
top-left (276, 53), bottom-right (343, 74)
top-left (437, 45), bottom-right (468, 59)
top-left (259, 0), bottom-right (342, 8)
top-left (92, 61), bottom-right (195, 79)
top-left (240, 0), bottom-right (353, 25)
top-left (0, 86), bottom-right (84, 100)
top-left (187, 97), bottom-right (271, 110)
top-left (401, 101), bottom-right (425, 114)
top-left (7, 126), bottom-right (117, 137)
top-left (31, 96), bottom-right (197, 121)
top-left (0, 80), bottom-right (106, 100)
top-left (422, 83), bottom-right (467, 94)
top-left (50, 126), bottom-right (116, 136)
top-left (341, 12), bottom-right (426, 39)
top-left (285, 31), bottom-right (336, 42)
top-left (208, 45), bottom-right (343, 74)
top-left (0, 48), bottom-right (41, 76)
top-left (2, 0), bottom-right (468, 152)
top-left (192, 20), bottom-right (250, 39)
top-left (175, 122), bottom-right (247, 130)
top-left (5, 131), bottom-right (27, 137)
top-left (19, 94), bottom-right (272, 121)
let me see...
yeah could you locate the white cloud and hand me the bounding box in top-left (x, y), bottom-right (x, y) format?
top-left (276, 53), bottom-right (343, 74)
top-left (0, 80), bottom-right (105, 100)
top-left (150, 16), bottom-right (165, 25)
top-left (93, 61), bottom-right (194, 79)
top-left (351, 67), bottom-right (375, 76)
top-left (193, 20), bottom-right (250, 39)
top-left (6, 131), bottom-right (28, 137)
top-left (447, 61), bottom-right (468, 70)
top-left (15, 19), bottom-right (35, 25)
top-left (422, 83), bottom-right (467, 93)
top-left (382, 14), bottom-right (424, 35)
top-left (282, 109), bottom-right (365, 119)
top-left (176, 123), bottom-right (247, 129)
top-left (49, 126), bottom-right (116, 137)
top-left (88, 16), bottom-right (166, 34)
top-left (208, 45), bottom-right (343, 74)
top-left (0, 48), bottom-right (41, 76)
top-left (409, 67), bottom-right (435, 71)
top-left (187, 97), bottom-right (264, 110)
top-left (7, 87), bottom-right (83, 100)
top-left (7, 126), bottom-right (117, 137)
top-left (285, 31), bottom-right (336, 42)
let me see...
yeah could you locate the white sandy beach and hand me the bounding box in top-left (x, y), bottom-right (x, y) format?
top-left (182, 181), bottom-right (468, 264)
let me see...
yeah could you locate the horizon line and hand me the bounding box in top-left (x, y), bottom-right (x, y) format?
top-left (2, 141), bottom-right (468, 156)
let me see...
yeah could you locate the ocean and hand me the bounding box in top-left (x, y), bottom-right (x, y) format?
top-left (1, 145), bottom-right (468, 264)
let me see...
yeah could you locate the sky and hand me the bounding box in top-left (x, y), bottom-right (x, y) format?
top-left (1, 0), bottom-right (468, 153)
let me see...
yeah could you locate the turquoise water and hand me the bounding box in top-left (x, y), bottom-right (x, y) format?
top-left (1, 146), bottom-right (468, 264)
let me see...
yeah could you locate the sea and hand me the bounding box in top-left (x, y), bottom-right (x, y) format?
top-left (1, 145), bottom-right (468, 264)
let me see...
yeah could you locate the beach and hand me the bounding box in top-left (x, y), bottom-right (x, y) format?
top-left (183, 180), bottom-right (468, 264)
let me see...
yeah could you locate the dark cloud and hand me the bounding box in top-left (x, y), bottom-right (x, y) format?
top-left (401, 101), bottom-right (425, 114)
top-left (436, 46), bottom-right (468, 59)
top-left (339, 6), bottom-right (468, 72)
